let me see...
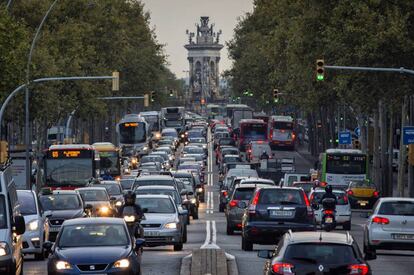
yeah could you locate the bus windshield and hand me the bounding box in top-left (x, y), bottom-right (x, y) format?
top-left (241, 123), bottom-right (267, 139)
top-left (46, 158), bottom-right (93, 186)
top-left (99, 151), bottom-right (120, 175)
top-left (326, 154), bottom-right (366, 174)
top-left (142, 115), bottom-right (159, 131)
top-left (119, 122), bottom-right (146, 144)
top-left (273, 121), bottom-right (293, 130)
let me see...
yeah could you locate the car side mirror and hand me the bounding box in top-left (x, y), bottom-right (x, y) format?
top-left (364, 252), bottom-right (377, 261)
top-left (13, 215), bottom-right (25, 235)
top-left (257, 250), bottom-right (273, 259)
top-left (237, 201), bottom-right (247, 209)
top-left (43, 241), bottom-right (54, 252)
top-left (135, 238), bottom-right (145, 249)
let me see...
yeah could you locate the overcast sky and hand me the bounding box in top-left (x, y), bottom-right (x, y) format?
top-left (140, 0), bottom-right (254, 79)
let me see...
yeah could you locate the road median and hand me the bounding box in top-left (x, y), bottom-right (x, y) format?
top-left (180, 249), bottom-right (238, 275)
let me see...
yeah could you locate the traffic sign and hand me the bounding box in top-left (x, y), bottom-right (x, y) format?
top-left (354, 127), bottom-right (361, 137)
top-left (403, 126), bottom-right (414, 145)
top-left (338, 131), bottom-right (352, 145)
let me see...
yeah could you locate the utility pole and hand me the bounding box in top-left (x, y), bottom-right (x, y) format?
top-left (408, 95), bottom-right (414, 197)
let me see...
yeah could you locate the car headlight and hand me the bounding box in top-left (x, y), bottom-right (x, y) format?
top-left (113, 258), bottom-right (130, 268)
top-left (197, 188), bottom-right (203, 193)
top-left (143, 146), bottom-right (149, 151)
top-left (56, 260), bottom-right (72, 270)
top-left (0, 242), bottom-right (10, 256)
top-left (191, 198), bottom-right (197, 204)
top-left (131, 158), bottom-right (138, 164)
top-left (169, 156), bottom-right (174, 161)
top-left (27, 220), bottom-right (39, 231)
top-left (155, 133), bottom-right (161, 139)
top-left (100, 206), bottom-right (110, 214)
top-left (115, 201), bottom-right (123, 207)
top-left (181, 134), bottom-right (185, 138)
top-left (124, 215), bottom-right (135, 222)
top-left (203, 145), bottom-right (207, 149)
top-left (164, 222), bottom-right (177, 229)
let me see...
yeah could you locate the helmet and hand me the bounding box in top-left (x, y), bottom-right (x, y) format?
top-left (325, 185), bottom-right (333, 194)
top-left (124, 191), bottom-right (136, 206)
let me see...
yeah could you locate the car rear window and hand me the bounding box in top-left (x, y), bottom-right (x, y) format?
top-left (259, 189), bottom-right (304, 205)
top-left (233, 188), bottom-right (255, 200)
top-left (378, 201), bottom-right (414, 216)
top-left (292, 183), bottom-right (313, 194)
top-left (311, 192), bottom-right (348, 205)
top-left (285, 244), bottom-right (357, 264)
top-left (134, 180), bottom-right (174, 188)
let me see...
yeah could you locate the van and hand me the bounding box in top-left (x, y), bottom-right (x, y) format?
top-left (0, 164), bottom-right (26, 274)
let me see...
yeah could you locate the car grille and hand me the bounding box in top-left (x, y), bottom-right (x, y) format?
top-left (142, 223), bottom-right (161, 228)
top-left (77, 264), bottom-right (108, 271)
top-left (145, 236), bottom-right (172, 242)
top-left (49, 219), bottom-right (65, 226)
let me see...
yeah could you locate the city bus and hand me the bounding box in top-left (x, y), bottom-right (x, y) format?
top-left (206, 104), bottom-right (224, 120)
top-left (117, 114), bottom-right (150, 160)
top-left (225, 104), bottom-right (253, 130)
top-left (44, 144), bottom-right (100, 190)
top-left (139, 111), bottom-right (161, 140)
top-left (269, 115), bottom-right (296, 150)
top-left (92, 142), bottom-right (122, 180)
top-left (160, 106), bottom-right (185, 133)
top-left (238, 119), bottom-right (268, 151)
top-left (319, 149), bottom-right (368, 186)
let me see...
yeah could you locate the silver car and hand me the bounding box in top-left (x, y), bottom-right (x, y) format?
top-left (137, 194), bottom-right (185, 251)
top-left (363, 197), bottom-right (414, 258)
top-left (309, 188), bottom-right (352, 230)
top-left (17, 190), bottom-right (50, 260)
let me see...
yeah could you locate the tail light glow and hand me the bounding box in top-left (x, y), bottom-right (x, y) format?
top-left (302, 191), bottom-right (313, 217)
top-left (272, 262), bottom-right (294, 274)
top-left (373, 191), bottom-right (379, 197)
top-left (229, 200), bottom-right (238, 208)
top-left (347, 190), bottom-right (354, 196)
top-left (372, 216), bottom-right (389, 225)
top-left (349, 264), bottom-right (369, 275)
top-left (249, 190), bottom-right (260, 214)
top-left (324, 209), bottom-right (334, 215)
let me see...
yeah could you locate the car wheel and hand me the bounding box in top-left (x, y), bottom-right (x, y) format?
top-left (183, 226), bottom-right (188, 243)
top-left (226, 224), bottom-right (234, 235)
top-left (174, 243), bottom-right (183, 251)
top-left (241, 236), bottom-right (253, 251)
top-left (34, 251), bottom-right (45, 261)
top-left (343, 221), bottom-right (351, 231)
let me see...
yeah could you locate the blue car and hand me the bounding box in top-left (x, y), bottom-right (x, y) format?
top-left (44, 217), bottom-right (144, 275)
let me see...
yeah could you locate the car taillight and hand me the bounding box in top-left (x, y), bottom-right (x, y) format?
top-left (373, 191), bottom-right (379, 197)
top-left (349, 264), bottom-right (369, 275)
top-left (249, 190), bottom-right (260, 214)
top-left (347, 190), bottom-right (354, 196)
top-left (291, 133), bottom-right (296, 140)
top-left (324, 209), bottom-right (334, 215)
top-left (272, 262), bottom-right (294, 274)
top-left (222, 191), bottom-right (228, 197)
top-left (229, 200), bottom-right (238, 208)
top-left (302, 191), bottom-right (313, 217)
top-left (372, 216), bottom-right (389, 225)
top-left (343, 195), bottom-right (349, 204)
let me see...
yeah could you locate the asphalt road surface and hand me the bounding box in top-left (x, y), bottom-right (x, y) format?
top-left (25, 134), bottom-right (414, 274)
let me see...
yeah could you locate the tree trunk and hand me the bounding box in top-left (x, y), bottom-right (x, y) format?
top-left (398, 96), bottom-right (408, 197)
top-left (408, 95), bottom-right (414, 197)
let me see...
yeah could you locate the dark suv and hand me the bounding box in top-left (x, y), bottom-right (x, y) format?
top-left (240, 187), bottom-right (316, 251)
top-left (258, 231), bottom-right (372, 275)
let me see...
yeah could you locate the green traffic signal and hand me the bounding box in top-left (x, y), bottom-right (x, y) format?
top-left (317, 74), bottom-right (324, 81)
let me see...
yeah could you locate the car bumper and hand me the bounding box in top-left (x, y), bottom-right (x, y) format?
top-left (270, 140), bottom-right (293, 147)
top-left (143, 229), bottom-right (182, 246)
top-left (0, 255), bottom-right (14, 274)
top-left (243, 221), bottom-right (316, 243)
top-left (22, 230), bottom-right (44, 254)
top-left (314, 213), bottom-right (351, 224)
top-left (368, 228), bottom-right (414, 250)
top-left (349, 196), bottom-right (378, 208)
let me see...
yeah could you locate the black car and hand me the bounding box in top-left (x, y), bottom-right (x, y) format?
top-left (44, 218), bottom-right (144, 275)
top-left (38, 189), bottom-right (86, 242)
top-left (258, 231), bottom-right (372, 275)
top-left (240, 186), bottom-right (316, 251)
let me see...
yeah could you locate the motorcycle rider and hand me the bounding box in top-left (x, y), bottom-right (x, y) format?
top-left (260, 150), bottom-right (269, 160)
top-left (118, 191), bottom-right (144, 238)
top-left (319, 185), bottom-right (337, 204)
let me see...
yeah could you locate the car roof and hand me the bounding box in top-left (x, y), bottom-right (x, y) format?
top-left (378, 197), bottom-right (414, 203)
top-left (135, 175), bottom-right (174, 181)
top-left (136, 185), bottom-right (176, 191)
top-left (49, 190), bottom-right (78, 195)
top-left (240, 178), bottom-right (275, 184)
top-left (76, 187), bottom-right (107, 191)
top-left (63, 217), bottom-right (125, 226)
top-left (136, 194), bottom-right (172, 199)
top-left (100, 181), bottom-right (119, 185)
top-left (224, 154), bottom-right (240, 158)
top-left (235, 183), bottom-right (270, 189)
top-left (172, 171), bottom-right (193, 176)
top-left (286, 231), bottom-right (353, 245)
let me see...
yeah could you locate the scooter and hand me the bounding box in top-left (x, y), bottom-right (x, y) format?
top-left (321, 198), bottom-right (337, 232)
top-left (122, 205), bottom-right (145, 239)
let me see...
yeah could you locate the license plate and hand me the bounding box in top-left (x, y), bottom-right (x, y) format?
top-left (144, 231), bottom-right (160, 237)
top-left (358, 200), bottom-right (369, 206)
top-left (393, 234), bottom-right (414, 240)
top-left (270, 210), bottom-right (293, 217)
top-left (325, 217), bottom-right (333, 223)
top-left (49, 227), bottom-right (61, 232)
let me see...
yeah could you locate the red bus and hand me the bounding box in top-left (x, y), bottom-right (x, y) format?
top-left (269, 115), bottom-right (296, 150)
top-left (44, 144), bottom-right (100, 190)
top-left (238, 119), bottom-right (268, 151)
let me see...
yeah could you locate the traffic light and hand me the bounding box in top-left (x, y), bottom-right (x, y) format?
top-left (316, 59), bottom-right (325, 81)
top-left (112, 71), bottom-right (119, 91)
top-left (169, 89), bottom-right (174, 97)
top-left (273, 88), bottom-right (279, 103)
top-left (150, 91), bottom-right (155, 102)
top-left (353, 139), bottom-right (361, 149)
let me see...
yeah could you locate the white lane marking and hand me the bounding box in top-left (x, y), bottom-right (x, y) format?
top-left (206, 192), bottom-right (211, 214)
top-left (200, 220), bottom-right (220, 249)
top-left (210, 191), bottom-right (214, 212)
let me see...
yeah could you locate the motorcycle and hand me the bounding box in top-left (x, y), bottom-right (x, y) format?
top-left (321, 198), bottom-right (337, 232)
top-left (122, 205), bottom-right (145, 239)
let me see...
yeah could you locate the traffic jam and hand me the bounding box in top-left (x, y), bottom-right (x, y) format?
top-left (1, 104), bottom-right (413, 275)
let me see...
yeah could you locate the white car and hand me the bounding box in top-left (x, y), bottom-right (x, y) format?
top-left (17, 190), bottom-right (50, 260)
top-left (363, 197), bottom-right (414, 258)
top-left (309, 188), bottom-right (352, 230)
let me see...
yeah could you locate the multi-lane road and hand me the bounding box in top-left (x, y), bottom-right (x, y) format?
top-left (25, 133), bottom-right (414, 274)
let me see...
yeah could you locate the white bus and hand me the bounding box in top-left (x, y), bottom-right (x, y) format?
top-left (116, 114), bottom-right (150, 158)
top-left (160, 107), bottom-right (185, 133)
top-left (269, 115), bottom-right (295, 150)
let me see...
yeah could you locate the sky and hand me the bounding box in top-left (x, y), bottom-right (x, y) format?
top-left (140, 0), bottom-right (254, 79)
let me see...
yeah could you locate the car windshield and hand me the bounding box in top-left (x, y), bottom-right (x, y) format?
top-left (379, 201), bottom-right (414, 216)
top-left (259, 189), bottom-right (304, 204)
top-left (119, 122), bottom-right (146, 144)
top-left (189, 138), bottom-right (206, 143)
top-left (58, 224), bottom-right (129, 248)
top-left (136, 189), bottom-right (180, 204)
top-left (101, 184), bottom-right (122, 195)
top-left (233, 188), bottom-right (255, 200)
top-left (162, 130), bottom-right (178, 138)
top-left (188, 131), bottom-right (203, 138)
top-left (311, 191), bottom-right (348, 205)
top-left (219, 138), bottom-right (234, 145)
top-left (39, 194), bottom-right (82, 210)
top-left (350, 180), bottom-right (375, 188)
top-left (227, 169), bottom-right (258, 178)
top-left (137, 198), bottom-right (175, 213)
top-left (0, 195), bottom-right (7, 228)
top-left (292, 183), bottom-right (313, 194)
top-left (285, 244), bottom-right (357, 264)
top-left (17, 191), bottom-right (37, 215)
top-left (78, 190), bottom-right (108, 202)
top-left (184, 147), bottom-right (204, 154)
top-left (135, 179), bottom-right (174, 187)
top-left (178, 164), bottom-right (200, 170)
top-left (224, 156), bottom-right (241, 163)
top-left (120, 179), bottom-right (135, 190)
top-left (141, 156), bottom-right (163, 163)
top-left (222, 149), bottom-right (239, 155)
